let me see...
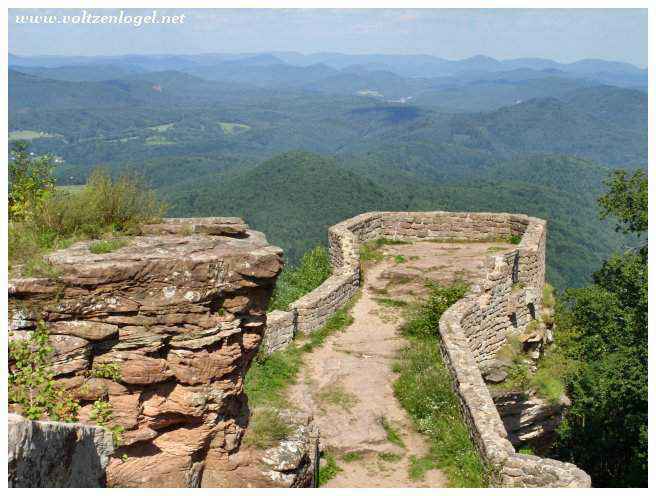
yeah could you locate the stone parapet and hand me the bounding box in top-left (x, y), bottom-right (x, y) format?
top-left (261, 211), bottom-right (590, 487)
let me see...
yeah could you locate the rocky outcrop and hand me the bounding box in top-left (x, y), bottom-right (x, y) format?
top-left (201, 411), bottom-right (319, 487)
top-left (8, 218), bottom-right (286, 487)
top-left (493, 391), bottom-right (570, 451)
top-left (8, 413), bottom-right (114, 487)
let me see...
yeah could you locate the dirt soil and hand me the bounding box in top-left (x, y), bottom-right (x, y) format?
top-left (288, 241), bottom-right (514, 488)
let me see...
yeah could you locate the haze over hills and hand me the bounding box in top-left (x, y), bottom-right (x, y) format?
top-left (7, 51), bottom-right (647, 288)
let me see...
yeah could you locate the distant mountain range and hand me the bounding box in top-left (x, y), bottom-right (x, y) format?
top-left (10, 51), bottom-right (647, 91)
top-left (7, 51), bottom-right (647, 289)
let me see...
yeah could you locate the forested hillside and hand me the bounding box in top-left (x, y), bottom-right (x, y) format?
top-left (8, 52), bottom-right (647, 289)
top-left (162, 150), bottom-right (627, 289)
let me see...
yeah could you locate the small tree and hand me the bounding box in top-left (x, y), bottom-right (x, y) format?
top-left (8, 142), bottom-right (56, 221)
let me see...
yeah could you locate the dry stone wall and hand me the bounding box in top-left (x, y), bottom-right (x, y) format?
top-left (261, 211), bottom-right (590, 488)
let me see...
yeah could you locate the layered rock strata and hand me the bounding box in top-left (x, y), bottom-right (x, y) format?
top-left (8, 218), bottom-right (289, 487)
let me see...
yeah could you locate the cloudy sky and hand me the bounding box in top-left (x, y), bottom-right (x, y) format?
top-left (8, 8), bottom-right (648, 67)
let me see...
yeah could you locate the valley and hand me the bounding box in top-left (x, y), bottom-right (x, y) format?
top-left (8, 51), bottom-right (647, 290)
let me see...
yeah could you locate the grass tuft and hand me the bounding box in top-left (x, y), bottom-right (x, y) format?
top-left (373, 297), bottom-right (408, 308)
top-left (378, 451), bottom-right (403, 463)
top-left (318, 451), bottom-right (342, 486)
top-left (342, 451), bottom-right (364, 463)
top-left (379, 416), bottom-right (406, 448)
top-left (89, 238), bottom-right (128, 254)
top-left (242, 408), bottom-right (292, 449)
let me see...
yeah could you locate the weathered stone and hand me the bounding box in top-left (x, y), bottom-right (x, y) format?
top-left (484, 368), bottom-right (508, 384)
top-left (201, 411), bottom-right (319, 488)
top-left (108, 393), bottom-right (141, 430)
top-left (49, 334), bottom-right (92, 376)
top-left (8, 414), bottom-right (114, 488)
top-left (48, 321), bottom-right (118, 341)
top-left (120, 426), bottom-right (159, 446)
top-left (95, 350), bottom-right (171, 385)
top-left (167, 341), bottom-right (242, 385)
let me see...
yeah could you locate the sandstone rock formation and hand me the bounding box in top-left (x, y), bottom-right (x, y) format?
top-left (8, 218), bottom-right (291, 487)
top-left (494, 391), bottom-right (570, 451)
top-left (201, 410), bottom-right (319, 487)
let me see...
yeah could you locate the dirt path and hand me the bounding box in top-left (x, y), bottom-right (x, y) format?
top-left (288, 241), bottom-right (513, 488)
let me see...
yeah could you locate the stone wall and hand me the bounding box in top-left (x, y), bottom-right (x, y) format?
top-left (261, 211), bottom-right (590, 488)
top-left (8, 218), bottom-right (289, 488)
top-left (262, 211), bottom-right (540, 355)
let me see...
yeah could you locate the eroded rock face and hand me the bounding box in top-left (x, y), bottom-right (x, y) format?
top-left (200, 411), bottom-right (319, 488)
top-left (8, 218), bottom-right (283, 488)
top-left (493, 391), bottom-right (570, 451)
top-left (8, 414), bottom-right (114, 488)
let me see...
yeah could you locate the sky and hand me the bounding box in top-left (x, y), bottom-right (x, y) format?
top-left (8, 8), bottom-right (648, 67)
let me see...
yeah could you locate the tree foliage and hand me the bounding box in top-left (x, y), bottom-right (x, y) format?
top-left (598, 169), bottom-right (648, 235)
top-left (9, 141), bottom-right (56, 221)
top-left (553, 169), bottom-right (647, 487)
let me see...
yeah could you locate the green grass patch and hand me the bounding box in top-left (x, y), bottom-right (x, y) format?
top-left (318, 451), bottom-right (342, 486)
top-left (360, 242), bottom-right (385, 263)
top-left (394, 254), bottom-right (406, 263)
top-left (218, 121), bottom-right (251, 135)
top-left (342, 451), bottom-right (364, 463)
top-left (379, 416), bottom-right (405, 448)
top-left (242, 407), bottom-right (293, 449)
top-left (373, 297), bottom-right (408, 308)
top-left (408, 455), bottom-right (435, 481)
top-left (268, 245), bottom-right (331, 311)
top-left (373, 238), bottom-right (409, 247)
top-left (9, 130), bottom-right (61, 141)
top-left (394, 282), bottom-right (488, 487)
top-left (508, 234), bottom-right (522, 245)
top-left (244, 347), bottom-right (303, 409)
top-left (518, 446), bottom-right (535, 455)
top-left (378, 451), bottom-right (403, 463)
top-left (89, 238), bottom-right (128, 254)
top-left (401, 282), bottom-right (468, 340)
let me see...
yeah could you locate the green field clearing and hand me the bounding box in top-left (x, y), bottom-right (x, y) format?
top-left (148, 123), bottom-right (175, 132)
top-left (218, 122), bottom-right (251, 135)
top-left (145, 135), bottom-right (176, 146)
top-left (9, 130), bottom-right (62, 141)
